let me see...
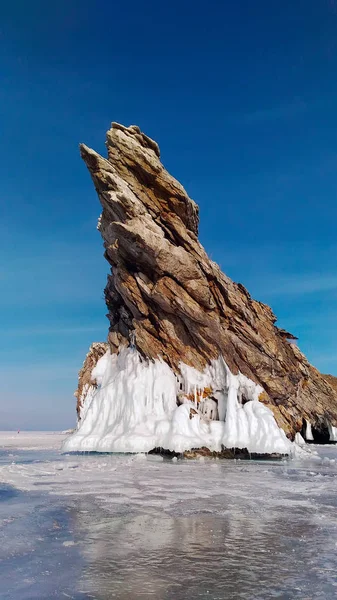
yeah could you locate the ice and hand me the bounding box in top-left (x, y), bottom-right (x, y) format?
top-left (1, 433), bottom-right (337, 599)
top-left (303, 419), bottom-right (337, 443)
top-left (327, 420), bottom-right (337, 442)
top-left (295, 432), bottom-right (306, 446)
top-left (77, 383), bottom-right (96, 422)
top-left (0, 431), bottom-right (67, 450)
top-left (64, 348), bottom-right (178, 453)
top-left (0, 434), bottom-right (337, 599)
top-left (63, 348), bottom-right (293, 455)
top-left (0, 432), bottom-right (334, 507)
top-left (304, 419), bottom-right (314, 441)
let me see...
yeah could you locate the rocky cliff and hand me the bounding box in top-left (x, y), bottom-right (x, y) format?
top-left (77, 122), bottom-right (337, 442)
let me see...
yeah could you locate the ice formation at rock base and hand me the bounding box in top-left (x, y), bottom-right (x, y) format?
top-left (66, 122), bottom-right (337, 455)
top-left (327, 422), bottom-right (337, 442)
top-left (63, 349), bottom-right (293, 456)
top-left (299, 417), bottom-right (337, 445)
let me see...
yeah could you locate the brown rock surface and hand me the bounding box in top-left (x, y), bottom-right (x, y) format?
top-left (78, 122), bottom-right (337, 438)
top-left (322, 374), bottom-right (337, 395)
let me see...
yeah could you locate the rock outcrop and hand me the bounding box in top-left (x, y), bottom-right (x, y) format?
top-left (78, 122), bottom-right (337, 440)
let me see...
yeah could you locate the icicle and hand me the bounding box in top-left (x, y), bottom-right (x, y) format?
top-left (304, 420), bottom-right (314, 441)
top-left (327, 421), bottom-right (337, 442)
top-left (63, 348), bottom-right (292, 456)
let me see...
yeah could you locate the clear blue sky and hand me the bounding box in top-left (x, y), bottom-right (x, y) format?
top-left (1, 1), bottom-right (337, 430)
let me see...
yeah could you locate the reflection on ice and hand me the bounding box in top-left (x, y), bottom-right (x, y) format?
top-left (0, 436), bottom-right (337, 599)
top-left (72, 449), bottom-right (337, 599)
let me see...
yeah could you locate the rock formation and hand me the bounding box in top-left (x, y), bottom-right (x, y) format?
top-left (323, 374), bottom-right (337, 395)
top-left (75, 122), bottom-right (337, 444)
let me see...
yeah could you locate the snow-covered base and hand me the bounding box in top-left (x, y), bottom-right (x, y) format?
top-left (63, 348), bottom-right (292, 456)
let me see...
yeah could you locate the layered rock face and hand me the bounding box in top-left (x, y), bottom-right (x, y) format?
top-left (78, 122), bottom-right (337, 440)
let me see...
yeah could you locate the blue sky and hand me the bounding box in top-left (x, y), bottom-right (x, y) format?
top-left (1, 1), bottom-right (337, 429)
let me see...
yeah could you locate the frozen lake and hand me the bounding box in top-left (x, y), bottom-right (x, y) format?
top-left (0, 432), bottom-right (337, 599)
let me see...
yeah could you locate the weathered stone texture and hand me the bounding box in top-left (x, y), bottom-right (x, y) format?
top-left (79, 123), bottom-right (337, 438)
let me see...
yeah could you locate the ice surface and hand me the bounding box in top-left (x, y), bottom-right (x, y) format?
top-left (0, 431), bottom-right (67, 450)
top-left (0, 433), bottom-right (337, 599)
top-left (64, 348), bottom-right (292, 455)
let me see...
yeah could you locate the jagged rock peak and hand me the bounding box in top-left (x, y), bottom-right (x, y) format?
top-left (80, 122), bottom-right (199, 236)
top-left (79, 122), bottom-right (337, 439)
top-left (110, 122), bottom-right (161, 158)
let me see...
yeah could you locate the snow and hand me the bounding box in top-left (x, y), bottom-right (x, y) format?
top-left (63, 348), bottom-right (293, 455)
top-left (0, 431), bottom-right (67, 450)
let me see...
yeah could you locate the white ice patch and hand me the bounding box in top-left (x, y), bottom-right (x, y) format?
top-left (77, 352), bottom-right (112, 423)
top-left (63, 348), bottom-right (292, 456)
top-left (295, 432), bottom-right (306, 446)
top-left (327, 421), bottom-right (337, 442)
top-left (304, 420), bottom-right (314, 441)
top-left (77, 384), bottom-right (96, 424)
top-left (91, 352), bottom-right (111, 385)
